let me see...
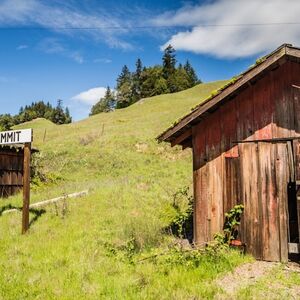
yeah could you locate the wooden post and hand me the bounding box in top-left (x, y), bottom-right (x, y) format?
top-left (22, 142), bottom-right (31, 234)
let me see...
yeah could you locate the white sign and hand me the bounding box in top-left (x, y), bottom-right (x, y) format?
top-left (0, 129), bottom-right (32, 145)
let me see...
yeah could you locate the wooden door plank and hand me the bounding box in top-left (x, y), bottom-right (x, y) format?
top-left (276, 143), bottom-right (289, 262)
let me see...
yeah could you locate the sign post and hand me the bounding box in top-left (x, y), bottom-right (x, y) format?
top-left (22, 142), bottom-right (31, 234)
top-left (0, 129), bottom-right (32, 234)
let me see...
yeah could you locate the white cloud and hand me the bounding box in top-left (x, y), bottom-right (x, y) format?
top-left (0, 0), bottom-right (133, 50)
top-left (71, 87), bottom-right (108, 105)
top-left (154, 0), bottom-right (300, 58)
top-left (16, 44), bottom-right (28, 50)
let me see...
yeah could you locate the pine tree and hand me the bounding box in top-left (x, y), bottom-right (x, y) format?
top-left (116, 65), bottom-right (131, 89)
top-left (51, 99), bottom-right (67, 124)
top-left (162, 45), bottom-right (176, 80)
top-left (65, 107), bottom-right (72, 123)
top-left (116, 65), bottom-right (133, 108)
top-left (184, 60), bottom-right (201, 87)
top-left (132, 58), bottom-right (143, 103)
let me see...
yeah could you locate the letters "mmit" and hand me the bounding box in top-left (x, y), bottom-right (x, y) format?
top-left (0, 131), bottom-right (22, 144)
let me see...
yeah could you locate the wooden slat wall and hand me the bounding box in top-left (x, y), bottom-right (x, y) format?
top-left (192, 59), bottom-right (300, 261)
top-left (276, 143), bottom-right (289, 261)
top-left (0, 150), bottom-right (23, 198)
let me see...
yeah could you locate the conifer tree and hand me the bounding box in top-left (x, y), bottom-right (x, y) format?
top-left (132, 58), bottom-right (143, 103)
top-left (162, 45), bottom-right (176, 80)
top-left (184, 60), bottom-right (201, 86)
top-left (116, 65), bottom-right (133, 108)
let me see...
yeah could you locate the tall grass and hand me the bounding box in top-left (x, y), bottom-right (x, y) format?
top-left (0, 81), bottom-right (255, 299)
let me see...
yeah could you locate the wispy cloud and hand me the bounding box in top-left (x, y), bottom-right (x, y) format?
top-left (154, 0), bottom-right (300, 58)
top-left (0, 0), bottom-right (134, 50)
top-left (71, 87), bottom-right (108, 105)
top-left (38, 38), bottom-right (84, 63)
top-left (93, 58), bottom-right (112, 64)
top-left (16, 44), bottom-right (28, 50)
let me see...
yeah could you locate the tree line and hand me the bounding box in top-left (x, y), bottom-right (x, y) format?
top-left (90, 45), bottom-right (201, 115)
top-left (0, 100), bottom-right (72, 131)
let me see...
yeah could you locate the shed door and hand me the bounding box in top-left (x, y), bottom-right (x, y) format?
top-left (238, 142), bottom-right (290, 262)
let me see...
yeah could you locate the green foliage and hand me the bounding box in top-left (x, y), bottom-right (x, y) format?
top-left (50, 99), bottom-right (72, 125)
top-left (162, 44), bottom-right (176, 80)
top-left (30, 152), bottom-right (63, 188)
top-left (0, 100), bottom-right (72, 130)
top-left (223, 204), bottom-right (244, 243)
top-left (213, 204), bottom-right (244, 246)
top-left (165, 186), bottom-right (193, 240)
top-left (114, 46), bottom-right (201, 109)
top-left (140, 66), bottom-right (168, 98)
top-left (90, 86), bottom-right (115, 115)
top-left (116, 65), bottom-right (133, 108)
top-left (0, 114), bottom-right (15, 130)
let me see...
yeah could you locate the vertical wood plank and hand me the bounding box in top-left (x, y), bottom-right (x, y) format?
top-left (253, 71), bottom-right (274, 140)
top-left (258, 143), bottom-right (281, 261)
top-left (276, 143), bottom-right (289, 262)
top-left (192, 123), bottom-right (208, 245)
top-left (239, 143), bottom-right (262, 259)
top-left (206, 109), bottom-right (223, 239)
top-left (22, 143), bottom-right (31, 234)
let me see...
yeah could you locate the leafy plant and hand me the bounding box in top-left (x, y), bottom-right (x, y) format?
top-left (223, 204), bottom-right (244, 244)
top-left (167, 186), bottom-right (193, 241)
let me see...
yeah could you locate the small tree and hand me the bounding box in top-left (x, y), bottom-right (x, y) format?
top-left (184, 60), bottom-right (201, 87)
top-left (90, 86), bottom-right (115, 115)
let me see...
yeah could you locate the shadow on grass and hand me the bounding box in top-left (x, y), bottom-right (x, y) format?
top-left (0, 204), bottom-right (46, 229)
top-left (0, 204), bottom-right (21, 216)
top-left (29, 208), bottom-right (46, 227)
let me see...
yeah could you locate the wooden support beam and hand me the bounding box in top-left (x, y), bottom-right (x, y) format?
top-left (232, 137), bottom-right (300, 144)
top-left (171, 128), bottom-right (192, 147)
top-left (22, 142), bottom-right (31, 234)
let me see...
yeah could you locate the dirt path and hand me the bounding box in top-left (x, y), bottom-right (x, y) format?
top-left (215, 260), bottom-right (300, 299)
top-left (216, 261), bottom-right (277, 294)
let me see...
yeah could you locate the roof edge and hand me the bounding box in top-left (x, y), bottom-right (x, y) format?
top-left (157, 43), bottom-right (297, 145)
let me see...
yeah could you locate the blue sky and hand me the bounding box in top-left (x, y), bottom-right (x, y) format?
top-left (0, 0), bottom-right (299, 120)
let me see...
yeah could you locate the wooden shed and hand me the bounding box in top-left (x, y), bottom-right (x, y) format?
top-left (0, 145), bottom-right (37, 198)
top-left (158, 44), bottom-right (300, 262)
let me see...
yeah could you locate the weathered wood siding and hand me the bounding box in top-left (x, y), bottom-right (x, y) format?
top-left (192, 59), bottom-right (300, 261)
top-left (0, 148), bottom-right (23, 197)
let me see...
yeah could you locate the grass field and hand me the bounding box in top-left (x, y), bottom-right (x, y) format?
top-left (0, 81), bottom-right (299, 299)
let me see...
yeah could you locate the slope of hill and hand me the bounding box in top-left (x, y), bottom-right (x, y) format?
top-left (1, 81), bottom-right (298, 299)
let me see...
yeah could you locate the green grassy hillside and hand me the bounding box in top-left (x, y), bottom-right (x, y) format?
top-left (0, 81), bottom-right (297, 299)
